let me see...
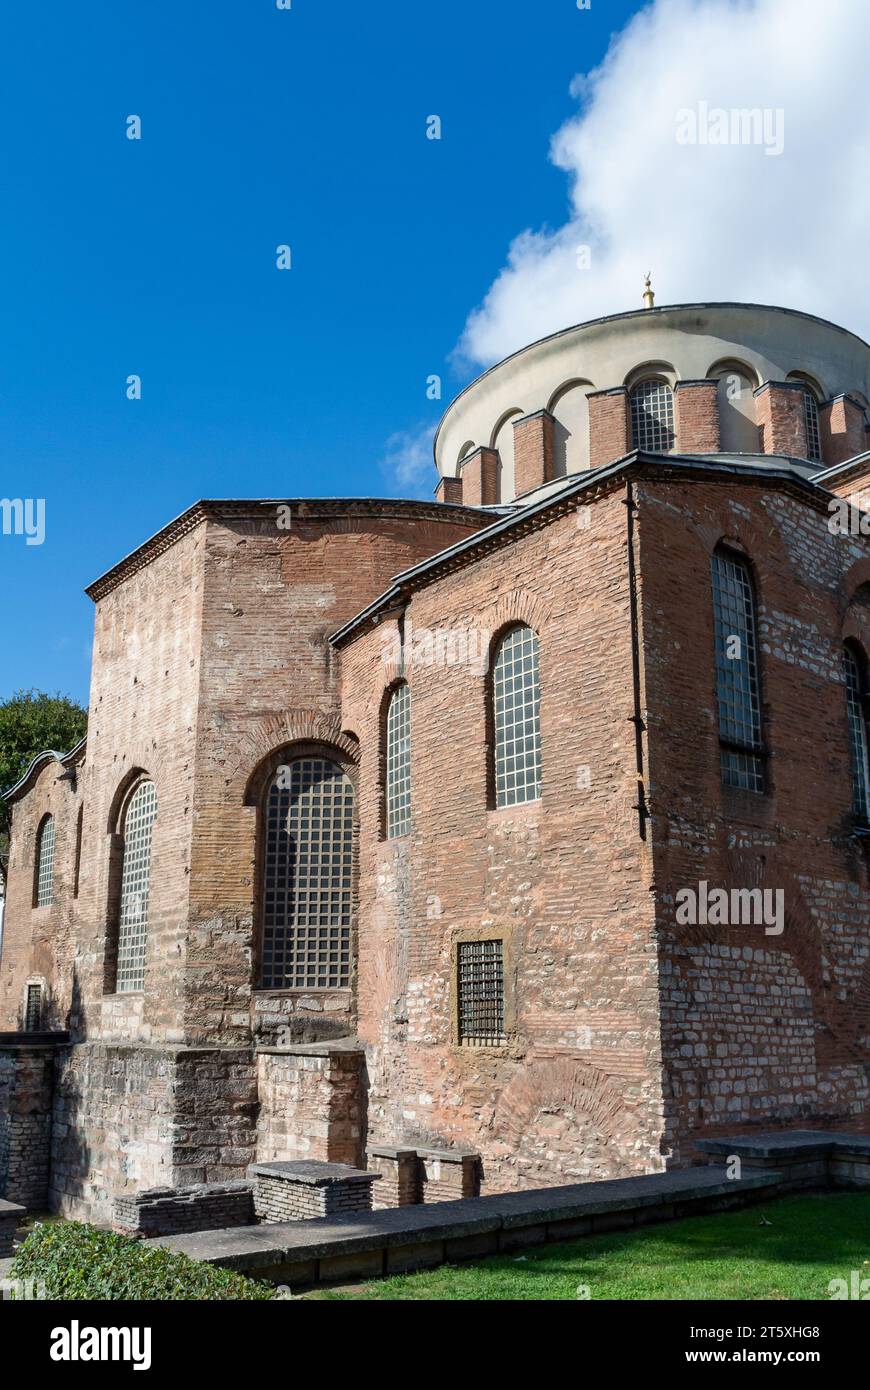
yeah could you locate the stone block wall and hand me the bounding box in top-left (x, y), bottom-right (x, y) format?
top-left (0, 1041), bottom-right (56, 1208)
top-left (50, 1043), bottom-right (258, 1222)
top-left (255, 1046), bottom-right (366, 1169)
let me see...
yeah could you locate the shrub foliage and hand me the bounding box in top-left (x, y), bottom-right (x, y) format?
top-left (12, 1221), bottom-right (275, 1301)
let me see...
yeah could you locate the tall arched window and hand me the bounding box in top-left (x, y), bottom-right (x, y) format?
top-left (492, 625), bottom-right (542, 807)
top-left (35, 815), bottom-right (56, 907)
top-left (844, 644), bottom-right (870, 820)
top-left (115, 780), bottom-right (157, 992)
top-left (385, 683), bottom-right (411, 838)
top-left (711, 547), bottom-right (764, 792)
top-left (630, 378), bottom-right (675, 452)
top-left (261, 757), bottom-right (354, 989)
top-left (787, 373), bottom-right (823, 462)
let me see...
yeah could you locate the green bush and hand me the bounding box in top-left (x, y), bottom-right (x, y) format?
top-left (11, 1221), bottom-right (275, 1301)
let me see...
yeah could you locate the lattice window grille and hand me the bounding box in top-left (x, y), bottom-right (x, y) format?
top-left (262, 758), bottom-right (354, 989)
top-left (493, 625), bottom-right (542, 807)
top-left (25, 983), bottom-right (42, 1032)
top-left (386, 684), bottom-right (411, 838)
top-left (712, 550), bottom-right (764, 793)
top-left (116, 780), bottom-right (157, 993)
top-left (630, 379), bottom-right (675, 453)
top-left (457, 939), bottom-right (505, 1045)
top-left (36, 817), bottom-right (55, 907)
top-left (845, 647), bottom-right (870, 820)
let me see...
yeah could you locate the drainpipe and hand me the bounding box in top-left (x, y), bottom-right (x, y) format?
top-left (625, 480), bottom-right (649, 840)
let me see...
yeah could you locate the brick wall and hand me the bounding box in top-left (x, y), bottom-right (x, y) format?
top-left (634, 475), bottom-right (870, 1157)
top-left (340, 488), bottom-right (666, 1192)
top-left (588, 388), bottom-right (631, 468)
top-left (675, 380), bottom-right (720, 453)
top-left (513, 411), bottom-right (555, 497)
top-left (755, 382), bottom-right (808, 457)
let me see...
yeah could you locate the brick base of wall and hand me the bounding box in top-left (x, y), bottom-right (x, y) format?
top-left (112, 1182), bottom-right (255, 1238)
top-left (367, 1144), bottom-right (481, 1207)
top-left (250, 1160), bottom-right (380, 1222)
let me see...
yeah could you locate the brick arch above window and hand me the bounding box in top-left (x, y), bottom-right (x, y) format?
top-left (234, 710), bottom-right (359, 803)
top-left (478, 588), bottom-right (552, 644)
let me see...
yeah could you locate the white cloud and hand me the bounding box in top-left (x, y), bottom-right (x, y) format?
top-left (458, 0), bottom-right (870, 367)
top-left (381, 424), bottom-right (436, 498)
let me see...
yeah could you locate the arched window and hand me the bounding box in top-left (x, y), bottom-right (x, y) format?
top-left (630, 378), bottom-right (675, 452)
top-left (35, 815), bottom-right (56, 907)
top-left (385, 683), bottom-right (411, 838)
top-left (711, 547), bottom-right (764, 792)
top-left (787, 374), bottom-right (823, 462)
top-left (844, 644), bottom-right (870, 820)
top-left (492, 625), bottom-right (542, 807)
top-left (115, 780), bottom-right (157, 992)
top-left (261, 758), bottom-right (354, 989)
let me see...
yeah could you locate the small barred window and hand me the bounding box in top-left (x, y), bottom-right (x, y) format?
top-left (457, 939), bottom-right (505, 1045)
top-left (25, 983), bottom-right (42, 1032)
top-left (385, 683), bottom-right (411, 838)
top-left (116, 780), bottom-right (157, 993)
top-left (35, 816), bottom-right (56, 907)
top-left (492, 625), bottom-right (542, 807)
top-left (845, 646), bottom-right (870, 820)
top-left (630, 378), bottom-right (675, 453)
top-left (711, 547), bottom-right (764, 792)
top-left (261, 758), bottom-right (354, 989)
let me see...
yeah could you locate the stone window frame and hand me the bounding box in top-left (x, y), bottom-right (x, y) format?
top-left (247, 740), bottom-right (359, 995)
top-left (449, 925), bottom-right (518, 1051)
top-left (103, 769), bottom-right (156, 995)
top-left (33, 813), bottom-right (56, 909)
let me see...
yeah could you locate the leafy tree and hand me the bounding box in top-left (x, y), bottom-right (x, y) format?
top-left (0, 689), bottom-right (87, 887)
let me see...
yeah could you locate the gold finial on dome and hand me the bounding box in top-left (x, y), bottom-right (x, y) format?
top-left (643, 273), bottom-right (655, 310)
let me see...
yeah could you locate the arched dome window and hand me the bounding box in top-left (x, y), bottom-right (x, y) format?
top-left (630, 378), bottom-right (675, 453)
top-left (787, 373), bottom-right (823, 462)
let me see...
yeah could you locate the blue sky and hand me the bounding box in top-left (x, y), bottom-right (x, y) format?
top-left (0, 0), bottom-right (638, 706)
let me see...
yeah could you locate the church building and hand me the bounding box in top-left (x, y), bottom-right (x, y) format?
top-left (3, 298), bottom-right (870, 1223)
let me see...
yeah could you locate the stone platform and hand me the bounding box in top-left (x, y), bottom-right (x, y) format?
top-left (148, 1163), bottom-right (782, 1287)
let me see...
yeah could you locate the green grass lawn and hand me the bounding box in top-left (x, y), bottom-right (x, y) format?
top-left (314, 1192), bottom-right (870, 1301)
